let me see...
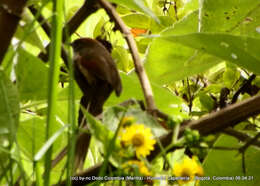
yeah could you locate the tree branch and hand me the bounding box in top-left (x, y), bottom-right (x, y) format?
top-left (224, 128), bottom-right (260, 147)
top-left (98, 0), bottom-right (157, 112)
top-left (231, 74), bottom-right (256, 104)
top-left (182, 94), bottom-right (260, 135)
top-left (64, 0), bottom-right (99, 37)
top-left (28, 5), bottom-right (51, 36)
top-left (0, 0), bottom-right (28, 64)
top-left (38, 0), bottom-right (99, 63)
top-left (149, 94), bottom-right (260, 159)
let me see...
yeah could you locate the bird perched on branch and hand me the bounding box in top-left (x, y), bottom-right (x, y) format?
top-left (71, 38), bottom-right (122, 170)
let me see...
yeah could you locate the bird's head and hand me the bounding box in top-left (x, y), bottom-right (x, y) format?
top-left (71, 38), bottom-right (98, 53)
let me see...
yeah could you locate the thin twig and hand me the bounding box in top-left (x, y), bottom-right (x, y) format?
top-left (182, 94), bottom-right (260, 135)
top-left (98, 0), bottom-right (157, 113)
top-left (231, 74), bottom-right (256, 104)
top-left (186, 78), bottom-right (192, 113)
top-left (238, 132), bottom-right (260, 174)
top-left (28, 5), bottom-right (51, 36)
top-left (224, 128), bottom-right (260, 147)
top-left (239, 132), bottom-right (260, 153)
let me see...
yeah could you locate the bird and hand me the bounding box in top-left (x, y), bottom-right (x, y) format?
top-left (71, 38), bottom-right (122, 171)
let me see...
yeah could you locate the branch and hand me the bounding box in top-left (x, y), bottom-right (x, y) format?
top-left (182, 94), bottom-right (260, 135)
top-left (28, 5), bottom-right (51, 36)
top-left (239, 132), bottom-right (260, 151)
top-left (64, 0), bottom-right (99, 37)
top-left (0, 0), bottom-right (28, 64)
top-left (98, 0), bottom-right (157, 112)
top-left (38, 0), bottom-right (99, 63)
top-left (149, 94), bottom-right (260, 159)
top-left (231, 74), bottom-right (256, 104)
top-left (224, 128), bottom-right (260, 147)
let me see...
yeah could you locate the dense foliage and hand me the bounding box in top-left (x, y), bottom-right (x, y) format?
top-left (0, 0), bottom-right (260, 186)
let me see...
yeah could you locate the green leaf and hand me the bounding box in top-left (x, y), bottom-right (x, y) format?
top-left (17, 116), bottom-right (46, 159)
top-left (0, 70), bottom-right (19, 144)
top-left (111, 46), bottom-right (131, 72)
top-left (105, 72), bottom-right (184, 117)
top-left (15, 49), bottom-right (49, 101)
top-left (102, 106), bottom-right (126, 132)
top-left (110, 0), bottom-right (160, 23)
top-left (161, 33), bottom-right (260, 75)
top-left (34, 125), bottom-right (69, 161)
top-left (200, 0), bottom-right (260, 36)
top-left (150, 16), bottom-right (174, 33)
top-left (15, 11), bottom-right (46, 52)
top-left (103, 107), bottom-right (167, 137)
top-left (223, 68), bottom-right (240, 88)
top-left (0, 70), bottom-right (19, 178)
top-left (122, 13), bottom-right (151, 29)
top-left (178, 0), bottom-right (199, 18)
top-left (82, 109), bottom-right (114, 148)
top-left (93, 17), bottom-right (106, 38)
top-left (198, 92), bottom-right (215, 112)
top-left (146, 11), bottom-right (221, 84)
top-left (202, 134), bottom-right (260, 186)
top-left (125, 108), bottom-right (168, 137)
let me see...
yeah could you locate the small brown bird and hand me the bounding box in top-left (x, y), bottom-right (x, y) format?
top-left (71, 38), bottom-right (122, 170)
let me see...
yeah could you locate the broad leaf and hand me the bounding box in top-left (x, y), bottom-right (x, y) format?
top-left (200, 0), bottom-right (260, 37)
top-left (106, 72), bottom-right (184, 117)
top-left (15, 49), bottom-right (49, 101)
top-left (146, 11), bottom-right (221, 84)
top-left (0, 70), bottom-right (19, 144)
top-left (161, 33), bottom-right (260, 75)
top-left (110, 0), bottom-right (160, 23)
top-left (202, 134), bottom-right (260, 186)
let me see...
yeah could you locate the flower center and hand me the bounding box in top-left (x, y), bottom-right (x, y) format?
top-left (132, 133), bottom-right (144, 147)
top-left (181, 167), bottom-right (193, 177)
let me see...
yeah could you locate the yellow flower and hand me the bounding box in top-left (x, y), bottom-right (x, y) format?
top-left (192, 156), bottom-right (204, 177)
top-left (123, 160), bottom-right (151, 176)
top-left (120, 124), bottom-right (156, 158)
top-left (173, 156), bottom-right (204, 185)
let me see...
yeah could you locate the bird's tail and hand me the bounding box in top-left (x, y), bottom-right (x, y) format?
top-left (74, 83), bottom-right (112, 171)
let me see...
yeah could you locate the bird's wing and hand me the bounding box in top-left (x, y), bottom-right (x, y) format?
top-left (80, 49), bottom-right (122, 96)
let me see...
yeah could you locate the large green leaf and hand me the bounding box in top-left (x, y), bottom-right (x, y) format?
top-left (146, 1), bottom-right (260, 85)
top-left (14, 9), bottom-right (47, 52)
top-left (202, 134), bottom-right (260, 186)
top-left (17, 116), bottom-right (46, 160)
top-left (15, 49), bottom-right (50, 101)
top-left (122, 13), bottom-right (174, 33)
top-left (110, 0), bottom-right (159, 23)
top-left (122, 13), bottom-right (151, 29)
top-left (103, 107), bottom-right (167, 137)
top-left (161, 33), bottom-right (260, 74)
top-left (106, 72), bottom-right (184, 117)
top-left (146, 11), bottom-right (221, 84)
top-left (200, 0), bottom-right (260, 36)
top-left (0, 70), bottom-right (19, 174)
top-left (83, 109), bottom-right (114, 149)
top-left (0, 70), bottom-right (19, 144)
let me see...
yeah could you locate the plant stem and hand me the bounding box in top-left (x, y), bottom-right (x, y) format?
top-left (64, 22), bottom-right (76, 186)
top-left (44, 0), bottom-right (63, 185)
